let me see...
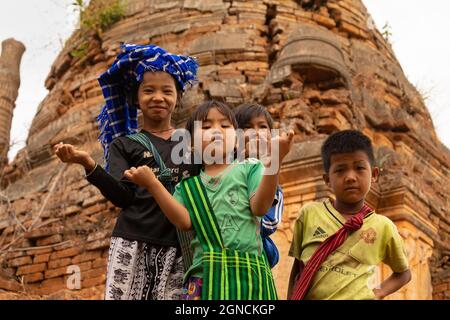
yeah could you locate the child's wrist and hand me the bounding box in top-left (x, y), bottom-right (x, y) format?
top-left (263, 166), bottom-right (280, 176)
top-left (146, 177), bottom-right (160, 192)
top-left (82, 157), bottom-right (96, 172)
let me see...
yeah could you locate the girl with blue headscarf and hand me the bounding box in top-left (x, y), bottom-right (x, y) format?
top-left (54, 44), bottom-right (198, 300)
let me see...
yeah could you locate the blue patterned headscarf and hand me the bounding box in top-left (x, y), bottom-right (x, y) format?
top-left (97, 43), bottom-right (198, 170)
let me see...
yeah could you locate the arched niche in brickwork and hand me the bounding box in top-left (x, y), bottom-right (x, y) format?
top-left (269, 24), bottom-right (351, 89)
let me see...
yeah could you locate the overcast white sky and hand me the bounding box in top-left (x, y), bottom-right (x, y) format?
top-left (0, 0), bottom-right (449, 162)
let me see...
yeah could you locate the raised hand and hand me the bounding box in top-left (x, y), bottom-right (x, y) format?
top-left (261, 130), bottom-right (294, 171)
top-left (278, 129), bottom-right (295, 162)
top-left (244, 129), bottom-right (272, 162)
top-left (54, 143), bottom-right (96, 171)
top-left (123, 166), bottom-right (158, 190)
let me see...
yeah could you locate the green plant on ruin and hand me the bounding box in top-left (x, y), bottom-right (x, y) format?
top-left (70, 0), bottom-right (125, 58)
top-left (381, 22), bottom-right (393, 43)
top-left (70, 42), bottom-right (89, 59)
top-left (75, 0), bottom-right (125, 37)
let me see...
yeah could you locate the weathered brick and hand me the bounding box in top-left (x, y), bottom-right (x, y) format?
top-left (0, 277), bottom-right (22, 291)
top-left (45, 266), bottom-right (68, 279)
top-left (85, 239), bottom-right (110, 251)
top-left (434, 283), bottom-right (448, 293)
top-left (16, 263), bottom-right (47, 276)
top-left (78, 261), bottom-right (93, 272)
top-left (26, 247), bottom-right (53, 256)
top-left (36, 234), bottom-right (63, 246)
top-left (83, 203), bottom-right (106, 216)
top-left (65, 261), bottom-right (93, 277)
top-left (50, 247), bottom-right (83, 260)
top-left (312, 13), bottom-right (336, 29)
top-left (24, 226), bottom-right (63, 239)
top-left (86, 231), bottom-right (109, 242)
top-left (22, 272), bottom-right (44, 283)
top-left (339, 21), bottom-right (368, 39)
top-left (72, 250), bottom-right (102, 264)
top-left (102, 249), bottom-right (109, 258)
top-left (434, 293), bottom-right (445, 300)
top-left (33, 253), bottom-right (52, 264)
top-left (82, 194), bottom-right (105, 208)
top-left (82, 267), bottom-right (106, 280)
top-left (6, 251), bottom-right (26, 259)
top-left (82, 274), bottom-right (106, 288)
top-left (40, 277), bottom-right (67, 294)
top-left (8, 255), bottom-right (32, 268)
top-left (48, 258), bottom-right (72, 269)
top-left (78, 286), bottom-right (104, 300)
top-left (62, 205), bottom-right (82, 217)
top-left (92, 258), bottom-right (108, 269)
top-left (53, 241), bottom-right (74, 251)
top-left (0, 267), bottom-right (15, 278)
top-left (44, 289), bottom-right (83, 300)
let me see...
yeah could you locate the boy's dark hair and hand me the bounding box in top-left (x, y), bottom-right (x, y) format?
top-left (321, 130), bottom-right (375, 172)
top-left (185, 100), bottom-right (238, 135)
top-left (233, 103), bottom-right (274, 130)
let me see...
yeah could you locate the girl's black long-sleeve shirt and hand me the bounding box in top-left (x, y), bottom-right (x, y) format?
top-left (86, 130), bottom-right (198, 246)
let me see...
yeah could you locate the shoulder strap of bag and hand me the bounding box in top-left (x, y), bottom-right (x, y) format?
top-left (127, 132), bottom-right (173, 190)
top-left (180, 176), bottom-right (223, 251)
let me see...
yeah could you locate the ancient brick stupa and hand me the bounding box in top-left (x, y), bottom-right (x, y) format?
top-left (0, 0), bottom-right (448, 300)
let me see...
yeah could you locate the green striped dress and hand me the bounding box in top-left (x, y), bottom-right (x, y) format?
top-left (179, 176), bottom-right (278, 300)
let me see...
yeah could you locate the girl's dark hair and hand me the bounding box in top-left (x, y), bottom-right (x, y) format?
top-left (233, 103), bottom-right (274, 130)
top-left (321, 130), bottom-right (375, 173)
top-left (185, 100), bottom-right (238, 135)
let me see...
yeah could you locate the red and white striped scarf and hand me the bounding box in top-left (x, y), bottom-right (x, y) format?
top-left (290, 202), bottom-right (373, 300)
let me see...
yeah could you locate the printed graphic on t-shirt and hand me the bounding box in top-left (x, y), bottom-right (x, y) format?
top-left (221, 214), bottom-right (240, 232)
top-left (226, 187), bottom-right (239, 206)
top-left (143, 151), bottom-right (153, 158)
top-left (360, 228), bottom-right (377, 244)
top-left (182, 170), bottom-right (190, 178)
top-left (151, 166), bottom-right (182, 182)
top-left (312, 226), bottom-right (328, 239)
top-left (321, 249), bottom-right (360, 274)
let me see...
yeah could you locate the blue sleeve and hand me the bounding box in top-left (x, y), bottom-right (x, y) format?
top-left (261, 186), bottom-right (284, 237)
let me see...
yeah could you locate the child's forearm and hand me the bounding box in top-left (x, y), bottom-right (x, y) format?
top-left (251, 172), bottom-right (278, 216)
top-left (287, 259), bottom-right (301, 299)
top-left (373, 269), bottom-right (411, 299)
top-left (87, 165), bottom-right (135, 208)
top-left (146, 181), bottom-right (192, 231)
top-left (80, 156), bottom-right (96, 173)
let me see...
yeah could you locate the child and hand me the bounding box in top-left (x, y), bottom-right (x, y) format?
top-left (54, 44), bottom-right (199, 300)
top-left (288, 130), bottom-right (411, 300)
top-left (124, 100), bottom-right (294, 300)
top-left (233, 103), bottom-right (284, 268)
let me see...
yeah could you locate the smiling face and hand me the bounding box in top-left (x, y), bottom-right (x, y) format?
top-left (324, 150), bottom-right (379, 207)
top-left (137, 71), bottom-right (177, 122)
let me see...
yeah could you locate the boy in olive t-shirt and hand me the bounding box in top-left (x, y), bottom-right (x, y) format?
top-left (288, 130), bottom-right (411, 300)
